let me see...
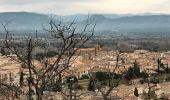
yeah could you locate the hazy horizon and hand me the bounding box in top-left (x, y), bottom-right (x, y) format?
top-left (1, 11), bottom-right (170, 16)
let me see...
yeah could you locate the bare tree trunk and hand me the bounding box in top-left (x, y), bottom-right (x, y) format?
top-left (27, 39), bottom-right (33, 100)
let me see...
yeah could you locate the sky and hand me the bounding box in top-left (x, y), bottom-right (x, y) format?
top-left (0, 0), bottom-right (170, 15)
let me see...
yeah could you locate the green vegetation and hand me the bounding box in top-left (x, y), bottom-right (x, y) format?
top-left (88, 78), bottom-right (96, 91)
top-left (125, 61), bottom-right (140, 80)
top-left (35, 51), bottom-right (59, 61)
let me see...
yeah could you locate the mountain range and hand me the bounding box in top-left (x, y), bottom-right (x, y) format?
top-left (0, 12), bottom-right (170, 34)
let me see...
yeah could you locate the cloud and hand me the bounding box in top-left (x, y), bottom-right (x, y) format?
top-left (0, 0), bottom-right (169, 15)
top-left (145, 0), bottom-right (170, 13)
top-left (0, 0), bottom-right (96, 5)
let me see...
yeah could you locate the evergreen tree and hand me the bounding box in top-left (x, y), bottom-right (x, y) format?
top-left (157, 59), bottom-right (161, 73)
top-left (88, 78), bottom-right (95, 91)
top-left (133, 60), bottom-right (140, 77)
top-left (166, 64), bottom-right (169, 73)
top-left (134, 87), bottom-right (139, 97)
top-left (125, 60), bottom-right (140, 80)
top-left (20, 72), bottom-right (24, 87)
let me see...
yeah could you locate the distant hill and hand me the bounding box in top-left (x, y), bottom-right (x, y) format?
top-left (0, 12), bottom-right (49, 31)
top-left (78, 14), bottom-right (170, 33)
top-left (0, 12), bottom-right (170, 35)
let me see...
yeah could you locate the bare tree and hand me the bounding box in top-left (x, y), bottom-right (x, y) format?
top-left (2, 17), bottom-right (95, 100)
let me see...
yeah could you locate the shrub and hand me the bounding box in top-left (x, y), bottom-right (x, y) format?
top-left (150, 77), bottom-right (159, 84)
top-left (75, 84), bottom-right (83, 90)
top-left (139, 79), bottom-right (144, 84)
top-left (159, 94), bottom-right (169, 100)
top-left (140, 71), bottom-right (149, 79)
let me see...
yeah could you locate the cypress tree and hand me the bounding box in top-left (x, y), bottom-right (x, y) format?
top-left (166, 64), bottom-right (169, 73)
top-left (134, 87), bottom-right (139, 97)
top-left (20, 72), bottom-right (24, 87)
top-left (157, 58), bottom-right (161, 73)
top-left (88, 78), bottom-right (95, 91)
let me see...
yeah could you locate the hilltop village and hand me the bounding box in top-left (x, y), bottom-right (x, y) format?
top-left (0, 46), bottom-right (170, 99)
